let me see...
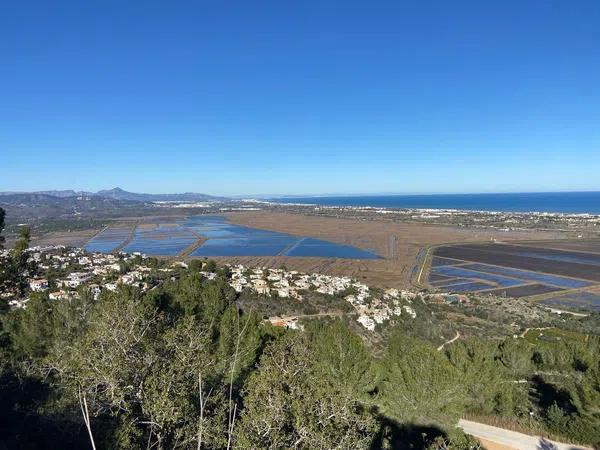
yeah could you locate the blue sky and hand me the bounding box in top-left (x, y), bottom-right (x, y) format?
top-left (1, 1), bottom-right (599, 195)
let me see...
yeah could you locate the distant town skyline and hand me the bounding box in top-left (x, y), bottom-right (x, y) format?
top-left (2, 1), bottom-right (600, 195)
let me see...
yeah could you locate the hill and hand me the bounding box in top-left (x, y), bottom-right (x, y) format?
top-left (0, 193), bottom-right (145, 221)
top-left (0, 187), bottom-right (226, 202)
top-left (95, 187), bottom-right (226, 202)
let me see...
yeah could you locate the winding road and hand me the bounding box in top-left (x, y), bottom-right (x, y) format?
top-left (458, 419), bottom-right (592, 450)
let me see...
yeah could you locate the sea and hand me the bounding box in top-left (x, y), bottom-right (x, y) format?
top-left (270, 192), bottom-right (600, 215)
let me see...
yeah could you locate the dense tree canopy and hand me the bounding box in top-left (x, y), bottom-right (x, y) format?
top-left (377, 331), bottom-right (465, 427)
top-left (0, 260), bottom-right (598, 449)
top-left (236, 322), bottom-right (378, 449)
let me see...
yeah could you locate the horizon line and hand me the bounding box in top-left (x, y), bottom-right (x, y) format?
top-left (2, 188), bottom-right (600, 198)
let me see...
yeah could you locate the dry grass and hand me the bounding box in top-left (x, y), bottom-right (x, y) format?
top-left (30, 229), bottom-right (100, 248)
top-left (477, 438), bottom-right (516, 450)
top-left (224, 211), bottom-right (565, 288)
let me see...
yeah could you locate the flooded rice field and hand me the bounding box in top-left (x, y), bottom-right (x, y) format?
top-left (435, 244), bottom-right (600, 282)
top-left (122, 224), bottom-right (198, 256)
top-left (188, 217), bottom-right (380, 259)
top-left (427, 241), bottom-right (600, 312)
top-left (84, 215), bottom-right (380, 260)
top-left (84, 227), bottom-right (131, 253)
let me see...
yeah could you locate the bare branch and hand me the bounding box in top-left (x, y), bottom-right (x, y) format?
top-left (78, 385), bottom-right (97, 450)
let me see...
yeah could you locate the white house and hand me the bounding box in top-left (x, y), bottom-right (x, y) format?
top-left (29, 279), bottom-right (49, 292)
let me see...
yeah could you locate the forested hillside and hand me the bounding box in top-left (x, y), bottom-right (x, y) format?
top-left (0, 210), bottom-right (598, 449)
top-left (1, 264), bottom-right (599, 449)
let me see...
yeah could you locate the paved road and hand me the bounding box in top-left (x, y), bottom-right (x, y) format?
top-left (458, 419), bottom-right (591, 450)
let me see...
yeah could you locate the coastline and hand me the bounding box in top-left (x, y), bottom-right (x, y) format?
top-left (250, 198), bottom-right (600, 218)
top-left (261, 191), bottom-right (600, 215)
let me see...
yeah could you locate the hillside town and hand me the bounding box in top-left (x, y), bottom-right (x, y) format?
top-left (1, 245), bottom-right (421, 331)
top-left (227, 263), bottom-right (418, 330)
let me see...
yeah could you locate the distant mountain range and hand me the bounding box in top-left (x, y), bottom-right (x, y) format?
top-left (0, 187), bottom-right (227, 202)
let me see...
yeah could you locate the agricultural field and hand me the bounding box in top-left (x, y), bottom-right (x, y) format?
top-left (122, 224), bottom-right (199, 256)
top-left (426, 241), bottom-right (600, 312)
top-left (81, 215), bottom-right (380, 260)
top-left (84, 226), bottom-right (132, 253)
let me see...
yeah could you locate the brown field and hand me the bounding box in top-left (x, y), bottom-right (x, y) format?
top-left (436, 244), bottom-right (600, 282)
top-left (484, 283), bottom-right (563, 297)
top-left (222, 211), bottom-right (565, 288)
top-left (520, 239), bottom-right (600, 254)
top-left (29, 229), bottom-right (101, 248)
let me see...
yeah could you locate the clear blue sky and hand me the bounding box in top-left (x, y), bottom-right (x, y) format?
top-left (2, 1), bottom-right (599, 196)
